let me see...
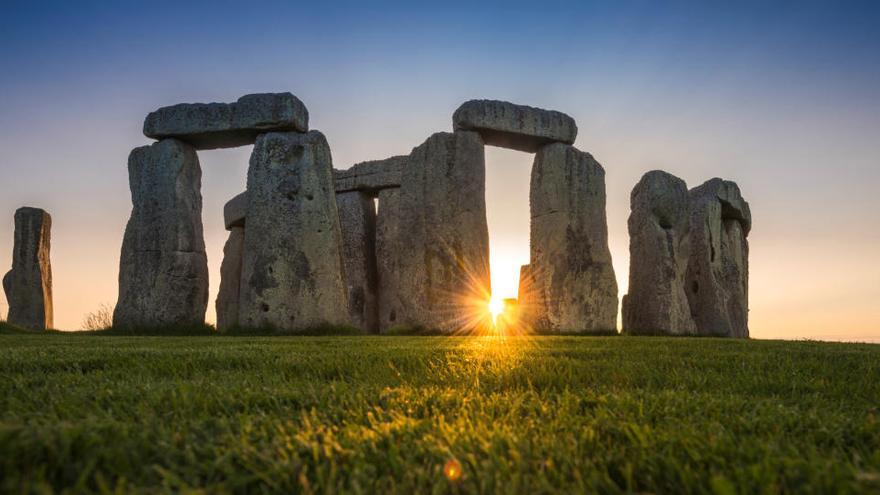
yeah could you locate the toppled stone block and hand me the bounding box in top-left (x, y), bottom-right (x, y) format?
top-left (215, 226), bottom-right (244, 331)
top-left (143, 93), bottom-right (309, 150)
top-left (686, 178), bottom-right (751, 338)
top-left (623, 171), bottom-right (696, 335)
top-left (114, 139), bottom-right (209, 329)
top-left (3, 207), bottom-right (53, 330)
top-left (334, 155), bottom-right (406, 193)
top-left (337, 191), bottom-right (379, 332)
top-left (529, 143), bottom-right (617, 333)
top-left (224, 191), bottom-right (248, 230)
top-left (453, 100), bottom-right (577, 153)
top-left (238, 131), bottom-right (349, 330)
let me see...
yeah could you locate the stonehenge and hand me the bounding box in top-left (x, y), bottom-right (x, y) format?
top-left (108, 91), bottom-right (749, 336)
top-left (238, 131), bottom-right (349, 330)
top-left (454, 100), bottom-right (577, 153)
top-left (336, 191), bottom-right (379, 332)
top-left (144, 93), bottom-right (309, 150)
top-left (528, 143), bottom-right (618, 333)
top-left (113, 139), bottom-right (209, 329)
top-left (623, 173), bottom-right (751, 337)
top-left (686, 179), bottom-right (751, 338)
top-left (623, 171), bottom-right (696, 335)
top-left (380, 131), bottom-right (492, 333)
top-left (3, 207), bottom-right (53, 330)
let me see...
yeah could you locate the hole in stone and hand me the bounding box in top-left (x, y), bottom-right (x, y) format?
top-left (691, 280), bottom-right (699, 294)
top-left (197, 144), bottom-right (252, 328)
top-left (389, 309), bottom-right (397, 322)
top-left (261, 303), bottom-right (270, 312)
top-left (286, 192), bottom-right (296, 201)
top-left (306, 194), bottom-right (314, 201)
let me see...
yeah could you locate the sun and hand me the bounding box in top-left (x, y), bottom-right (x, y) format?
top-left (488, 296), bottom-right (505, 323)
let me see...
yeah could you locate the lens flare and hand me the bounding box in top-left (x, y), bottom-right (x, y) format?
top-left (488, 296), bottom-right (505, 322)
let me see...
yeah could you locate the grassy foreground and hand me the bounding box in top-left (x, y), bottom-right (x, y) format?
top-left (0, 334), bottom-right (878, 494)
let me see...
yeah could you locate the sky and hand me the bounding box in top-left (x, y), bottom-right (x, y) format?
top-left (0, 1), bottom-right (878, 341)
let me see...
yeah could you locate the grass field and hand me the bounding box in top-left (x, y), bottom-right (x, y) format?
top-left (0, 331), bottom-right (878, 494)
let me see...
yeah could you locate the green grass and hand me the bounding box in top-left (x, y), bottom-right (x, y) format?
top-left (0, 335), bottom-right (878, 493)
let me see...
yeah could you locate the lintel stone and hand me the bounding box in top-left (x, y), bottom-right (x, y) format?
top-left (453, 99), bottom-right (577, 153)
top-left (143, 93), bottom-right (309, 150)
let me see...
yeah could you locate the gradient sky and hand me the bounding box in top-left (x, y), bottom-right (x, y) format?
top-left (1, 1), bottom-right (878, 340)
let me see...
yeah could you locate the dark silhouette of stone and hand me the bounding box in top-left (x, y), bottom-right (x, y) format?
top-left (216, 226), bottom-right (244, 331)
top-left (337, 191), bottom-right (379, 332)
top-left (3, 207), bottom-right (53, 330)
top-left (224, 191), bottom-right (247, 230)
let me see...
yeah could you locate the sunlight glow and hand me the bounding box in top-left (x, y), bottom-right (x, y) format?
top-left (488, 296), bottom-right (505, 323)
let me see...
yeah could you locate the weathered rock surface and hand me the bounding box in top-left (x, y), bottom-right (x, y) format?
top-left (114, 139), bottom-right (209, 329)
top-left (453, 100), bottom-right (577, 153)
top-left (215, 226), bottom-right (244, 331)
top-left (224, 191), bottom-right (247, 230)
top-left (337, 191), bottom-right (379, 332)
top-left (238, 131), bottom-right (349, 330)
top-left (686, 178), bottom-right (751, 338)
top-left (378, 131), bottom-right (492, 333)
top-left (375, 187), bottom-right (405, 330)
top-left (334, 155), bottom-right (405, 193)
top-left (529, 143), bottom-right (617, 333)
top-left (516, 264), bottom-right (538, 329)
top-left (143, 93), bottom-right (309, 150)
top-left (622, 171), bottom-right (696, 335)
top-left (3, 207), bottom-right (53, 330)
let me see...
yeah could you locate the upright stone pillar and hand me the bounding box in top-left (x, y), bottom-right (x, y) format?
top-left (529, 143), bottom-right (617, 333)
top-left (686, 178), bottom-right (751, 338)
top-left (114, 139), bottom-right (208, 329)
top-left (216, 227), bottom-right (244, 331)
top-left (238, 131), bottom-right (349, 330)
top-left (336, 191), bottom-right (379, 332)
top-left (215, 193), bottom-right (247, 331)
top-left (375, 188), bottom-right (405, 330)
top-left (3, 207), bottom-right (53, 330)
top-left (622, 171), bottom-right (696, 335)
top-left (378, 131), bottom-right (491, 333)
top-left (516, 264), bottom-right (537, 329)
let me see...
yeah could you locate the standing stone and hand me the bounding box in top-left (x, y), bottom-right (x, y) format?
top-left (375, 188), bottom-right (405, 330)
top-left (238, 131), bottom-right (349, 330)
top-left (377, 131), bottom-right (492, 333)
top-left (686, 178), bottom-right (751, 338)
top-left (336, 191), bottom-right (379, 332)
top-left (143, 93), bottom-right (309, 150)
top-left (453, 100), bottom-right (577, 153)
top-left (622, 171), bottom-right (696, 335)
top-left (516, 264), bottom-right (537, 329)
top-left (215, 226), bottom-right (244, 331)
top-left (530, 143), bottom-right (617, 333)
top-left (114, 139), bottom-right (209, 329)
top-left (3, 207), bottom-right (53, 330)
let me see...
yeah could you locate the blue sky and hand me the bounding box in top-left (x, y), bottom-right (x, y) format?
top-left (1, 1), bottom-right (879, 338)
